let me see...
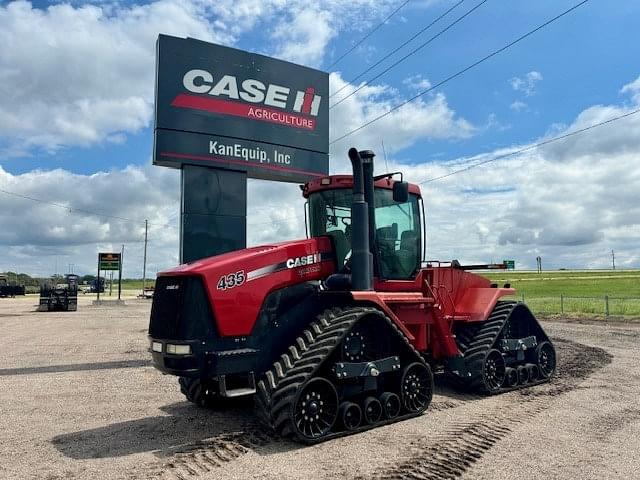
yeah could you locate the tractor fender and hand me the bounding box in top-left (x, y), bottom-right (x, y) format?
top-left (453, 287), bottom-right (516, 321)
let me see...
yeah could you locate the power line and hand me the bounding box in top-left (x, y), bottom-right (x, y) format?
top-left (0, 186), bottom-right (179, 229)
top-left (420, 107), bottom-right (640, 184)
top-left (329, 0), bottom-right (590, 145)
top-left (330, 0), bottom-right (466, 101)
top-left (0, 187), bottom-right (145, 224)
top-left (327, 0), bottom-right (412, 70)
top-left (330, 0), bottom-right (485, 109)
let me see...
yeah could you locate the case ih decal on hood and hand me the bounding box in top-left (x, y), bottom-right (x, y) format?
top-left (172, 70), bottom-right (322, 131)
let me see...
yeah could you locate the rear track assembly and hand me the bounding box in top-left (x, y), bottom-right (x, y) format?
top-left (255, 306), bottom-right (433, 444)
top-left (455, 301), bottom-right (557, 394)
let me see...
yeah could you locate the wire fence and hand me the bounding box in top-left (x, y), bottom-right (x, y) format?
top-left (518, 294), bottom-right (640, 318)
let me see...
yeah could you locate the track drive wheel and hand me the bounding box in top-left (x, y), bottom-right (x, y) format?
top-left (536, 341), bottom-right (557, 378)
top-left (292, 377), bottom-right (339, 440)
top-left (401, 362), bottom-right (433, 413)
top-left (482, 349), bottom-right (506, 392)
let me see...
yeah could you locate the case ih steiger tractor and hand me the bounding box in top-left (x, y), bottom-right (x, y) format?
top-left (149, 148), bottom-right (556, 443)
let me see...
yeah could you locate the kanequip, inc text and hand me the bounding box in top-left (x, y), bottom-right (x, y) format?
top-left (209, 141), bottom-right (291, 164)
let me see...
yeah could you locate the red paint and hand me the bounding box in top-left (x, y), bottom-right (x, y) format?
top-left (301, 87), bottom-right (315, 114)
top-left (303, 175), bottom-right (422, 198)
top-left (158, 238), bottom-right (335, 337)
top-left (171, 93), bottom-right (316, 130)
top-left (156, 172), bottom-right (515, 360)
top-left (351, 266), bottom-right (513, 359)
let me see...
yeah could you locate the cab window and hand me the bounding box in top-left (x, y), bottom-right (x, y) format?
top-left (374, 189), bottom-right (421, 279)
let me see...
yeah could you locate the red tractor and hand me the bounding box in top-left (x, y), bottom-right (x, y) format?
top-left (149, 148), bottom-right (556, 443)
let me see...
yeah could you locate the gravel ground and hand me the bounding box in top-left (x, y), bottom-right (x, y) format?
top-left (0, 296), bottom-right (638, 480)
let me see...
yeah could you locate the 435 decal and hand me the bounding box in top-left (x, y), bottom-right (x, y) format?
top-left (216, 270), bottom-right (245, 290)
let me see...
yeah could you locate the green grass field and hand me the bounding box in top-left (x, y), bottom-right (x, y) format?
top-left (482, 270), bottom-right (640, 318)
top-left (117, 270), bottom-right (640, 318)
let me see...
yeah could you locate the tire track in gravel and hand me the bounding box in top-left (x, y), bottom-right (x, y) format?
top-left (149, 428), bottom-right (273, 480)
top-left (362, 339), bottom-right (612, 480)
top-left (130, 425), bottom-right (272, 480)
top-left (144, 338), bottom-right (611, 480)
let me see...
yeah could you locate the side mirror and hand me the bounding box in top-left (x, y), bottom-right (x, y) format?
top-left (392, 181), bottom-right (409, 203)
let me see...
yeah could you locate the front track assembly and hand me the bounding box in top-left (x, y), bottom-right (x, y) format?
top-left (256, 306), bottom-right (433, 444)
top-left (454, 301), bottom-right (557, 394)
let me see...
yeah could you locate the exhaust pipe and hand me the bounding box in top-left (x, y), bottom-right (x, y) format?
top-left (360, 150), bottom-right (378, 276)
top-left (348, 148), bottom-right (373, 291)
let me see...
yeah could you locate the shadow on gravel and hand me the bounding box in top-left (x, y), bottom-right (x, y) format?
top-left (51, 401), bottom-right (289, 460)
top-left (0, 359), bottom-right (150, 376)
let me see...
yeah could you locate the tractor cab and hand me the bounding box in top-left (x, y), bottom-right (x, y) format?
top-left (303, 173), bottom-right (424, 281)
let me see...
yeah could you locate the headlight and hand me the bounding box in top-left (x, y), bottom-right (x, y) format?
top-left (166, 344), bottom-right (191, 355)
top-left (151, 341), bottom-right (163, 353)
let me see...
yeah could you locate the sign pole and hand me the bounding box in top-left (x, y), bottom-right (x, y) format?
top-left (96, 256), bottom-right (100, 302)
top-left (142, 219), bottom-right (148, 295)
top-left (118, 245), bottom-right (123, 301)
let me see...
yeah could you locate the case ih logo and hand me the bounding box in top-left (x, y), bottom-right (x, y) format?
top-left (171, 69), bottom-right (322, 131)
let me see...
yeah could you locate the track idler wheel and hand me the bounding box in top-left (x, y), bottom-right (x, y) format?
top-left (363, 397), bottom-right (383, 424)
top-left (483, 349), bottom-right (506, 392)
top-left (504, 367), bottom-right (518, 387)
top-left (179, 377), bottom-right (219, 408)
top-left (293, 378), bottom-right (339, 440)
top-left (401, 362), bottom-right (433, 413)
top-left (339, 401), bottom-right (362, 431)
top-left (517, 365), bottom-right (529, 384)
top-left (379, 392), bottom-right (401, 419)
top-left (536, 341), bottom-right (557, 378)
top-left (526, 363), bottom-right (540, 382)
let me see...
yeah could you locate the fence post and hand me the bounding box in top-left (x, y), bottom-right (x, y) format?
top-left (560, 294), bottom-right (564, 314)
top-left (605, 295), bottom-right (609, 317)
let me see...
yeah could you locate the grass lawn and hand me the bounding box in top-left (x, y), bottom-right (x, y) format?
top-left (482, 270), bottom-right (640, 317)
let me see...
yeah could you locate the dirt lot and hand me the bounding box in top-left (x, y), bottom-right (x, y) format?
top-left (0, 296), bottom-right (638, 480)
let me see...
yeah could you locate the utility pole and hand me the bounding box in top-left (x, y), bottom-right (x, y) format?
top-left (118, 244), bottom-right (124, 300)
top-left (611, 249), bottom-right (616, 270)
top-left (142, 219), bottom-right (148, 295)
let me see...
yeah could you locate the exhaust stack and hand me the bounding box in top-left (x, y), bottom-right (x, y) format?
top-left (348, 148), bottom-right (373, 291)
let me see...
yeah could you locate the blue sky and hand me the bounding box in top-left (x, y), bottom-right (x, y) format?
top-left (0, 0), bottom-right (639, 276)
top-left (4, 1), bottom-right (639, 174)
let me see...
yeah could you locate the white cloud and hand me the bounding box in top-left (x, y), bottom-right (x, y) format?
top-left (272, 7), bottom-right (335, 67)
top-left (0, 0), bottom-right (404, 156)
top-left (328, 72), bottom-right (475, 158)
top-left (620, 75), bottom-right (640, 103)
top-left (403, 75), bottom-right (432, 91)
top-left (510, 100), bottom-right (527, 112)
top-left (0, 162), bottom-right (181, 277)
top-left (0, 0), bottom-right (219, 153)
top-left (510, 71), bottom-right (543, 96)
top-left (269, 1), bottom-right (400, 67)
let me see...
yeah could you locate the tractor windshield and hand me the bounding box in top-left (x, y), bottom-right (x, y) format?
top-left (308, 188), bottom-right (421, 279)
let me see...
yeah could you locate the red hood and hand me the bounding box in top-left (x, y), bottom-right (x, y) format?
top-left (158, 237), bottom-right (336, 336)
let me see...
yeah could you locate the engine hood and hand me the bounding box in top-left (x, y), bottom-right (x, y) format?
top-left (157, 237), bottom-right (336, 336)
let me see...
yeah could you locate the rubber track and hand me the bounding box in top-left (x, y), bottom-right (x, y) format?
top-left (255, 306), bottom-right (428, 443)
top-left (459, 301), bottom-right (551, 394)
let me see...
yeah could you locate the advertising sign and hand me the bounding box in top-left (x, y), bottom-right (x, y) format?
top-left (154, 35), bottom-right (329, 183)
top-left (99, 253), bottom-right (121, 271)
